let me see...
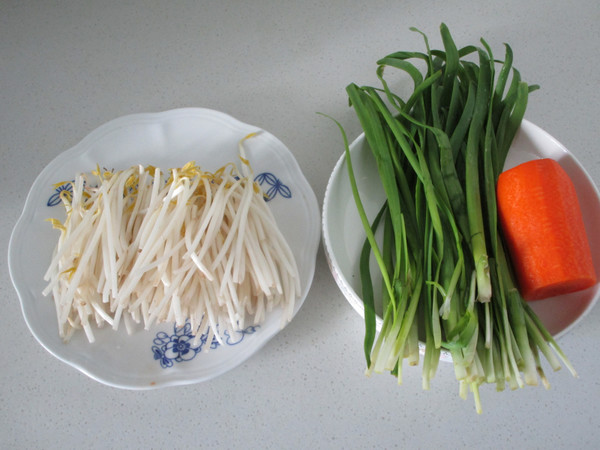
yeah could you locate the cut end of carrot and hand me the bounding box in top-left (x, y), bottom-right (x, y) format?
top-left (497, 158), bottom-right (597, 302)
top-left (522, 276), bottom-right (597, 301)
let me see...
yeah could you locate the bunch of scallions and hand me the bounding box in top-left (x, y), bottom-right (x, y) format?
top-left (324, 24), bottom-right (576, 413)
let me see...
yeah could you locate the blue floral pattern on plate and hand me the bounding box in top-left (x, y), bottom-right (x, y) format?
top-left (47, 182), bottom-right (74, 207)
top-left (152, 322), bottom-right (260, 369)
top-left (254, 172), bottom-right (292, 201)
top-left (47, 172), bottom-right (292, 206)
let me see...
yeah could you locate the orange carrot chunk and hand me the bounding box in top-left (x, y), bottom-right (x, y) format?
top-left (497, 158), bottom-right (596, 301)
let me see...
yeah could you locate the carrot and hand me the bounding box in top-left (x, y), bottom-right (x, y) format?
top-left (496, 158), bottom-right (596, 301)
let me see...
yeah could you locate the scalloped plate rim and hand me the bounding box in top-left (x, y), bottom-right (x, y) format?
top-left (9, 107), bottom-right (321, 389)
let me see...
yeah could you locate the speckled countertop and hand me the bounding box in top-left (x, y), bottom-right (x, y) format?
top-left (2, 1), bottom-right (599, 448)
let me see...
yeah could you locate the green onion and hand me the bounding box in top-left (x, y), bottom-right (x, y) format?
top-left (325, 23), bottom-right (576, 413)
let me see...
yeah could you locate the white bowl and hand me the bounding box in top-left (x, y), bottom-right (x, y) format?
top-left (9, 108), bottom-right (321, 389)
top-left (322, 119), bottom-right (600, 361)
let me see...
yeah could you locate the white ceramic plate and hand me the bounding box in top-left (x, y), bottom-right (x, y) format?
top-left (9, 108), bottom-right (320, 389)
top-left (323, 119), bottom-right (600, 361)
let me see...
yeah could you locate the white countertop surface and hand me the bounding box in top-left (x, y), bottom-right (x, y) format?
top-left (2, 1), bottom-right (599, 448)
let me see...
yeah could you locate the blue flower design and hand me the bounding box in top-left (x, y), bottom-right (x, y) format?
top-left (254, 172), bottom-right (291, 202)
top-left (152, 344), bottom-right (173, 368)
top-left (223, 326), bottom-right (260, 345)
top-left (170, 335), bottom-right (193, 358)
top-left (48, 171), bottom-right (291, 206)
top-left (47, 182), bottom-right (74, 207)
top-left (152, 321), bottom-right (260, 369)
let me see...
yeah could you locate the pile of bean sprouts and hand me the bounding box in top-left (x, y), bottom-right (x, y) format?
top-left (43, 135), bottom-right (300, 345)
